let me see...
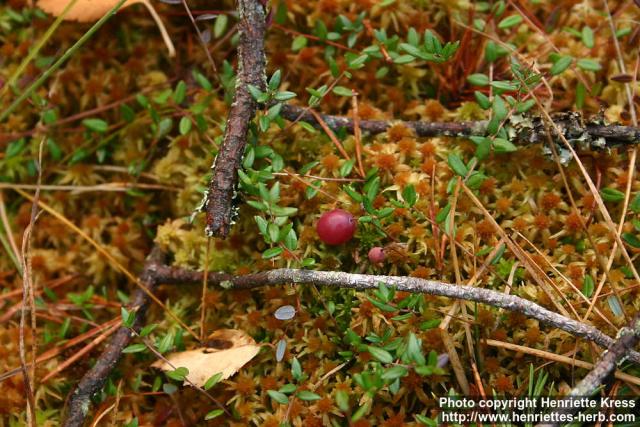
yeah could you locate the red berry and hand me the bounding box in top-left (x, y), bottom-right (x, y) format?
top-left (316, 209), bottom-right (356, 245)
top-left (368, 247), bottom-right (386, 263)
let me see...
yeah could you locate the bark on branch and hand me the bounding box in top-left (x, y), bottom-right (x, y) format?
top-left (152, 266), bottom-right (640, 365)
top-left (204, 0), bottom-right (266, 238)
top-left (539, 315), bottom-right (640, 427)
top-left (62, 248), bottom-right (165, 427)
top-left (61, 259), bottom-right (640, 425)
top-left (280, 104), bottom-right (640, 149)
top-left (566, 316), bottom-right (640, 397)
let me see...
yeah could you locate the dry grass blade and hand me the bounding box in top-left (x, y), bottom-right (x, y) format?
top-left (309, 109), bottom-right (351, 161)
top-left (41, 322), bottom-right (120, 382)
top-left (486, 339), bottom-right (640, 387)
top-left (12, 189), bottom-right (199, 340)
top-left (351, 91), bottom-right (366, 177)
top-left (461, 183), bottom-right (572, 317)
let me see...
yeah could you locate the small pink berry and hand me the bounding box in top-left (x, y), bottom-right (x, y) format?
top-left (368, 247), bottom-right (386, 263)
top-left (316, 209), bottom-right (356, 245)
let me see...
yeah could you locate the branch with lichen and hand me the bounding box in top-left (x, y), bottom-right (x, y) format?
top-left (152, 265), bottom-right (640, 365)
top-left (279, 104), bottom-right (640, 151)
top-left (59, 256), bottom-right (640, 425)
top-left (204, 0), bottom-right (267, 238)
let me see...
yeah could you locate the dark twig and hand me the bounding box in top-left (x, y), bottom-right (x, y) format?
top-left (538, 315), bottom-right (640, 427)
top-left (152, 266), bottom-right (640, 365)
top-left (279, 104), bottom-right (640, 148)
top-left (62, 248), bottom-right (165, 427)
top-left (567, 316), bottom-right (640, 396)
top-left (204, 0), bottom-right (267, 238)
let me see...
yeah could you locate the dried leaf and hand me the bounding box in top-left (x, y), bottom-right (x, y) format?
top-left (37, 0), bottom-right (142, 22)
top-left (151, 329), bottom-right (260, 387)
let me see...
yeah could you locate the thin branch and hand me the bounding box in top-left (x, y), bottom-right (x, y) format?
top-left (152, 266), bottom-right (640, 364)
top-left (204, 0), bottom-right (267, 238)
top-left (279, 104), bottom-right (640, 149)
top-left (540, 315), bottom-right (640, 427)
top-left (566, 316), bottom-right (640, 397)
top-left (62, 248), bottom-right (165, 427)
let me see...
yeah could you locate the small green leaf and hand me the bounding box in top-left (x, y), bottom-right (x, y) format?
top-left (173, 81), bottom-right (187, 104)
top-left (630, 193), bottom-right (640, 213)
top-left (274, 91), bottom-right (297, 101)
top-left (367, 346), bottom-right (393, 364)
top-left (601, 188), bottom-right (625, 203)
top-left (213, 14), bottom-right (229, 38)
top-left (267, 390), bottom-right (289, 404)
top-left (402, 184), bottom-right (417, 207)
top-left (335, 389), bottom-right (349, 411)
top-left (262, 247), bottom-right (283, 259)
top-left (467, 73), bottom-right (490, 86)
top-left (340, 159), bottom-right (355, 177)
top-left (278, 384), bottom-right (297, 394)
top-left (576, 58), bottom-right (601, 71)
top-left (121, 307), bottom-right (134, 328)
top-left (297, 391), bottom-right (321, 401)
top-left (381, 366), bottom-right (408, 381)
top-left (291, 357), bottom-right (303, 381)
top-left (447, 153), bottom-right (468, 177)
top-left (205, 409), bottom-right (224, 420)
top-left (122, 343), bottom-right (147, 353)
top-left (582, 274), bottom-right (594, 298)
top-left (332, 86), bottom-right (353, 97)
top-left (550, 56), bottom-right (573, 76)
top-left (581, 26), bottom-right (594, 48)
top-left (622, 233), bottom-right (640, 248)
top-left (165, 366), bottom-right (189, 382)
top-left (82, 118), bottom-right (108, 133)
top-left (292, 35), bottom-right (308, 51)
top-left (492, 138), bottom-right (518, 153)
top-left (498, 15), bottom-right (523, 29)
top-left (204, 372), bottom-right (223, 390)
top-left (179, 117), bottom-right (192, 135)
top-left (474, 91), bottom-right (491, 109)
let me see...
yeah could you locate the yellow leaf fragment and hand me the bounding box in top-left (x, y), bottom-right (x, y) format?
top-left (151, 329), bottom-right (261, 387)
top-left (37, 0), bottom-right (142, 23)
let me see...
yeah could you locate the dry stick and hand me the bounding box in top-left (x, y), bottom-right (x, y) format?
top-left (62, 248), bottom-right (165, 427)
top-left (567, 316), bottom-right (640, 398)
top-left (540, 316), bottom-right (640, 427)
top-left (278, 104), bottom-right (640, 147)
top-left (205, 0), bottom-right (266, 238)
top-left (152, 266), bottom-right (640, 364)
top-left (19, 141), bottom-right (44, 427)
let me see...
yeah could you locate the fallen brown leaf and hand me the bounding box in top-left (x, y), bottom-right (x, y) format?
top-left (37, 0), bottom-right (142, 22)
top-left (151, 329), bottom-right (261, 387)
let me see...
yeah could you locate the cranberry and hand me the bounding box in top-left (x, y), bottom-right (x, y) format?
top-left (316, 209), bottom-right (356, 245)
top-left (368, 247), bottom-right (386, 263)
